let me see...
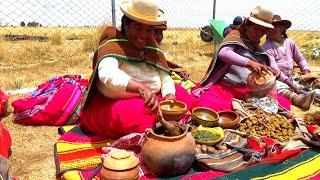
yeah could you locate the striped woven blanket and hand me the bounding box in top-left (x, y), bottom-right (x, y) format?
top-left (216, 149), bottom-right (320, 180)
top-left (54, 125), bottom-right (113, 180)
top-left (54, 126), bottom-right (320, 180)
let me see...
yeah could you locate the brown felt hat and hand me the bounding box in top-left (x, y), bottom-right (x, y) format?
top-left (272, 14), bottom-right (292, 29)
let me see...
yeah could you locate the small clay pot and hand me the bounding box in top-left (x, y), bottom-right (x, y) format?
top-left (192, 107), bottom-right (219, 127)
top-left (101, 150), bottom-right (139, 180)
top-left (141, 126), bottom-right (196, 177)
top-left (218, 111), bottom-right (240, 129)
top-left (160, 100), bottom-right (188, 121)
top-left (247, 70), bottom-right (276, 97)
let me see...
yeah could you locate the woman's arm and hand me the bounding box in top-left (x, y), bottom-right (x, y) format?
top-left (159, 71), bottom-right (176, 100)
top-left (219, 45), bottom-right (271, 73)
top-left (288, 39), bottom-right (310, 74)
top-left (218, 46), bottom-right (250, 66)
top-left (98, 57), bottom-right (133, 94)
top-left (98, 57), bottom-right (159, 111)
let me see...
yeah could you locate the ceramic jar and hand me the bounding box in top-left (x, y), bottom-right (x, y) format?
top-left (247, 70), bottom-right (276, 97)
top-left (141, 127), bottom-right (196, 177)
top-left (100, 149), bottom-right (139, 180)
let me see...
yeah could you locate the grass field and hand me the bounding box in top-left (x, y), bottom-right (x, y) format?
top-left (0, 27), bottom-right (320, 179)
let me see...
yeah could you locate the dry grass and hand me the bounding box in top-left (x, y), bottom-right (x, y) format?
top-left (0, 27), bottom-right (319, 179)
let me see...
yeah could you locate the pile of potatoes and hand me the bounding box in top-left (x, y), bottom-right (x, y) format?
top-left (196, 144), bottom-right (228, 154)
top-left (237, 109), bottom-right (294, 142)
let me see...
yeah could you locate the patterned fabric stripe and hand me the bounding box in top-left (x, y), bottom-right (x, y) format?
top-left (13, 95), bottom-right (52, 120)
top-left (217, 150), bottom-right (320, 180)
top-left (252, 153), bottom-right (320, 180)
top-left (101, 54), bottom-right (170, 74)
top-left (205, 155), bottom-right (248, 172)
top-left (55, 87), bottom-right (82, 125)
top-left (302, 170), bottom-right (320, 180)
top-left (63, 88), bottom-right (87, 125)
top-left (145, 45), bottom-right (163, 53)
top-left (98, 38), bottom-right (128, 51)
top-left (61, 170), bottom-right (84, 180)
top-left (59, 148), bottom-right (102, 162)
top-left (97, 38), bottom-right (163, 53)
top-left (57, 141), bottom-right (109, 153)
top-left (60, 156), bottom-right (101, 170)
top-left (64, 102), bottom-right (81, 125)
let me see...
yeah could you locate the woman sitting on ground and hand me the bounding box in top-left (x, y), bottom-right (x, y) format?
top-left (192, 6), bottom-right (291, 111)
top-left (79, 0), bottom-right (191, 138)
top-left (263, 15), bottom-right (316, 109)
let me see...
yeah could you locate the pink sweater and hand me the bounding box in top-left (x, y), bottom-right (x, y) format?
top-left (263, 38), bottom-right (310, 78)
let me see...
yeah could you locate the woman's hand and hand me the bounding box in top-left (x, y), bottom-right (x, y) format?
top-left (137, 87), bottom-right (159, 112)
top-left (270, 67), bottom-right (280, 79)
top-left (303, 70), bottom-right (311, 75)
top-left (247, 60), bottom-right (272, 74)
top-left (178, 71), bottom-right (189, 80)
top-left (164, 93), bottom-right (176, 101)
top-left (285, 80), bottom-right (301, 94)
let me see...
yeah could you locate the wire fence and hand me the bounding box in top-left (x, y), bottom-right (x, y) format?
top-left (0, 0), bottom-right (320, 89)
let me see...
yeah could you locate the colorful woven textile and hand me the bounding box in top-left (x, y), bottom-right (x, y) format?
top-left (54, 125), bottom-right (113, 180)
top-left (216, 149), bottom-right (320, 180)
top-left (12, 75), bottom-right (88, 126)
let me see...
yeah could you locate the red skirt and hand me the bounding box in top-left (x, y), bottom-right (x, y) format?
top-left (0, 123), bottom-right (11, 159)
top-left (79, 84), bottom-right (193, 139)
top-left (193, 82), bottom-right (291, 111)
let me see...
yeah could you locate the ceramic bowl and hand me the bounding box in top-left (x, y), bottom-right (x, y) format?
top-left (191, 107), bottom-right (219, 127)
top-left (159, 100), bottom-right (188, 121)
top-left (218, 111), bottom-right (240, 129)
top-left (191, 129), bottom-right (223, 146)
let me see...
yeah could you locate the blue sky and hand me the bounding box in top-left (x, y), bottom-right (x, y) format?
top-left (1, 0), bottom-right (319, 30)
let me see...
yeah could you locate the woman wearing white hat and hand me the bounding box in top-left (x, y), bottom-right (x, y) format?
top-left (193, 6), bottom-right (292, 111)
top-left (80, 0), bottom-right (192, 138)
top-left (264, 15), bottom-right (317, 109)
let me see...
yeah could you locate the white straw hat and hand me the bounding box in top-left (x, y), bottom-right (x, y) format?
top-left (120, 0), bottom-right (166, 26)
top-left (248, 6), bottom-right (274, 29)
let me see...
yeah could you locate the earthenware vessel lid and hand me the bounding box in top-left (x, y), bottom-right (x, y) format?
top-left (103, 150), bottom-right (139, 171)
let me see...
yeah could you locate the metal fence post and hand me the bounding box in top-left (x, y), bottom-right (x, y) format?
top-left (111, 0), bottom-right (116, 26)
top-left (212, 0), bottom-right (216, 19)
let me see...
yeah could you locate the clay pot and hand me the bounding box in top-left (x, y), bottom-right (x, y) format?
top-left (101, 150), bottom-right (139, 180)
top-left (218, 111), bottom-right (240, 129)
top-left (192, 107), bottom-right (219, 127)
top-left (141, 126), bottom-right (196, 177)
top-left (247, 70), bottom-right (276, 97)
top-left (160, 100), bottom-right (188, 121)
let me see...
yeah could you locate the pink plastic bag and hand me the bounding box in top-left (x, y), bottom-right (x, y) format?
top-left (0, 89), bottom-right (9, 118)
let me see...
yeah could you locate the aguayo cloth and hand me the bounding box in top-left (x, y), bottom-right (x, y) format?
top-left (12, 75), bottom-right (88, 126)
top-left (54, 125), bottom-right (112, 180)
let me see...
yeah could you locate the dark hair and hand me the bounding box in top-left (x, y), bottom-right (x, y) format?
top-left (120, 15), bottom-right (133, 35)
top-left (281, 29), bottom-right (288, 38)
top-left (241, 18), bottom-right (255, 32)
